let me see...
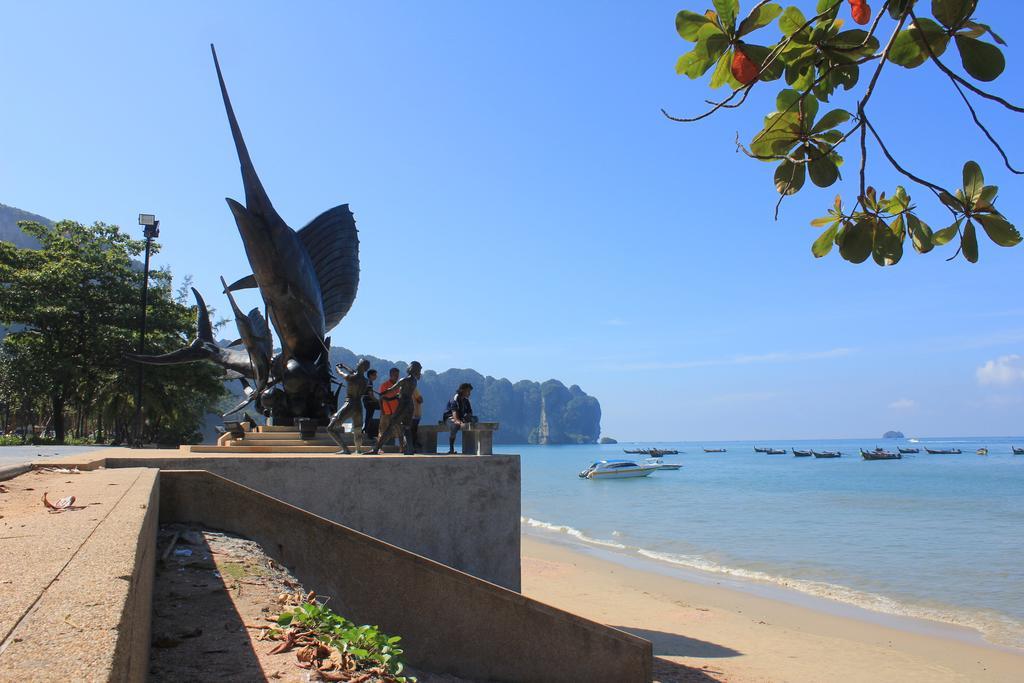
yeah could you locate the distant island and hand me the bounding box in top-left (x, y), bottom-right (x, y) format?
top-left (599, 437), bottom-right (617, 444)
top-left (883, 430), bottom-right (904, 439)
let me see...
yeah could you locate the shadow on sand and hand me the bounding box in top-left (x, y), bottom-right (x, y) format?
top-left (614, 626), bottom-right (741, 682)
top-left (615, 625), bottom-right (741, 658)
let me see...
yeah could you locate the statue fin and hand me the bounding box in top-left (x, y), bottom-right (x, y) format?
top-left (296, 204), bottom-right (359, 332)
top-left (226, 274), bottom-right (257, 291)
top-left (192, 287), bottom-right (213, 343)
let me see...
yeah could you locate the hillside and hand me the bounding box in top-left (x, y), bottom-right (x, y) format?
top-left (0, 203), bottom-right (51, 248)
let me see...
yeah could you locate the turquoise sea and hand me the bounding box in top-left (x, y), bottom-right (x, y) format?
top-left (516, 437), bottom-right (1024, 649)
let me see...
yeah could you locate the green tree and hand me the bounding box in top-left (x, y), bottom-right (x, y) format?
top-left (668, 0), bottom-right (1021, 265)
top-left (0, 220), bottom-right (225, 444)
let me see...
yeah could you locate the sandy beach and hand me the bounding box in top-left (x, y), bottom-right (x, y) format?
top-left (521, 535), bottom-right (1024, 682)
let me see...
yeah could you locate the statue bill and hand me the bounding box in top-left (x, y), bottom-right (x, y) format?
top-left (127, 45), bottom-right (360, 426)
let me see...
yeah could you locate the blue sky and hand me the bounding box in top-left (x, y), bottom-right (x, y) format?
top-left (2, 1), bottom-right (1023, 440)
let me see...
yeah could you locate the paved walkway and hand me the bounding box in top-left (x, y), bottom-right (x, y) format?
top-left (0, 445), bottom-right (115, 467)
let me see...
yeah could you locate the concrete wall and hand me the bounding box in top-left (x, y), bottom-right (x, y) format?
top-left (160, 470), bottom-right (652, 683)
top-left (99, 453), bottom-right (521, 591)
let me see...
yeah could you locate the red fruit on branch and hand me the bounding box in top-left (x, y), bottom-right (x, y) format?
top-left (848, 0), bottom-right (871, 25)
top-left (731, 48), bottom-right (759, 85)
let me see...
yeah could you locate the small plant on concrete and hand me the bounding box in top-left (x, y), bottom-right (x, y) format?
top-left (269, 595), bottom-right (414, 682)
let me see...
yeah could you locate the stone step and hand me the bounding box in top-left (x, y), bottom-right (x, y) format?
top-left (187, 445), bottom-right (345, 454)
top-left (226, 439), bottom-right (336, 447)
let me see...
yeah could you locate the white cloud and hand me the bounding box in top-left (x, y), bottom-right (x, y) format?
top-left (604, 347), bottom-right (856, 371)
top-left (888, 398), bottom-right (916, 410)
top-left (976, 355), bottom-right (1024, 385)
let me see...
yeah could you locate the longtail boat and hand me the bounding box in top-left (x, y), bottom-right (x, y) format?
top-left (703, 448), bottom-right (727, 453)
top-left (623, 448), bottom-right (679, 457)
top-left (753, 446), bottom-right (769, 453)
top-left (861, 448), bottom-right (901, 460)
top-left (764, 448), bottom-right (787, 455)
top-left (924, 447), bottom-right (962, 454)
top-left (897, 447), bottom-right (919, 454)
top-left (1014, 447), bottom-right (1024, 455)
top-left (813, 450), bottom-right (841, 458)
top-left (792, 449), bottom-right (813, 457)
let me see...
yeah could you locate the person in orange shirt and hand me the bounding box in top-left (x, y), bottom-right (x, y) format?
top-left (376, 367), bottom-right (401, 449)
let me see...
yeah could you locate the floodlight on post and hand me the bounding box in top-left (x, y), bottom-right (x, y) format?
top-left (132, 213), bottom-right (160, 447)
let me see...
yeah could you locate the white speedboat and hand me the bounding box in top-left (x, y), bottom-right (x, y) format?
top-left (646, 458), bottom-right (682, 471)
top-left (578, 459), bottom-right (661, 479)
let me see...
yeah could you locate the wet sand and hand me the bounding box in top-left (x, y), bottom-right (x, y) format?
top-left (521, 535), bottom-right (1024, 682)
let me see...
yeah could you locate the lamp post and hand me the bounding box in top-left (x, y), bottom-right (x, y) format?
top-left (133, 213), bottom-right (159, 447)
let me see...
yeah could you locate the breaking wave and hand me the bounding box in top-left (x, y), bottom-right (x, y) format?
top-left (522, 516), bottom-right (1024, 648)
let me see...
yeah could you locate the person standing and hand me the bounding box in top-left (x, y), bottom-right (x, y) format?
top-left (376, 367), bottom-right (400, 448)
top-left (443, 383), bottom-right (474, 454)
top-left (362, 369), bottom-right (379, 439)
top-left (371, 362), bottom-right (422, 455)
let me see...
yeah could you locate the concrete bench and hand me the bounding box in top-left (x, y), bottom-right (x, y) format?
top-left (415, 421), bottom-right (499, 455)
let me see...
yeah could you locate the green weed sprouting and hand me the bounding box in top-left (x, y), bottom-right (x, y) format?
top-left (274, 601), bottom-right (414, 681)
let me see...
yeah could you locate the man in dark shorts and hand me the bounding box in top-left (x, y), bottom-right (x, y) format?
top-left (443, 383), bottom-right (474, 454)
top-left (370, 362), bottom-right (422, 455)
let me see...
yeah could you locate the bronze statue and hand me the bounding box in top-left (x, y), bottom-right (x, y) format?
top-left (370, 361), bottom-right (422, 455)
top-left (126, 45), bottom-right (360, 426)
top-left (327, 359), bottom-right (370, 454)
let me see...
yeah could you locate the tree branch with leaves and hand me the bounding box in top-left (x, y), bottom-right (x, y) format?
top-left (667, 0), bottom-right (1021, 265)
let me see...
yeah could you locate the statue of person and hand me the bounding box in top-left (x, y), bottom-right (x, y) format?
top-left (369, 361), bottom-right (422, 455)
top-left (327, 358), bottom-right (371, 454)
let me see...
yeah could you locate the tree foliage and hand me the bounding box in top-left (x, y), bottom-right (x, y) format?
top-left (667, 0), bottom-right (1021, 265)
top-left (0, 220), bottom-right (226, 444)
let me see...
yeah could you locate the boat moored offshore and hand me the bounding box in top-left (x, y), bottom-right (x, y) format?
top-left (579, 460), bottom-right (662, 479)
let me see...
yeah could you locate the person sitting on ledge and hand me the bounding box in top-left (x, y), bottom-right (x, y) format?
top-left (370, 361), bottom-right (422, 455)
top-left (443, 383), bottom-right (475, 454)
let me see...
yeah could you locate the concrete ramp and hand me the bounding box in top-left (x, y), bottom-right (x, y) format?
top-left (161, 470), bottom-right (652, 682)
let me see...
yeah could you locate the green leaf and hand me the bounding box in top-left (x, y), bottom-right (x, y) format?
top-left (889, 19), bottom-right (949, 68)
top-left (889, 0), bottom-right (914, 19)
top-left (709, 51), bottom-right (739, 89)
top-left (713, 0), bottom-right (739, 30)
top-left (750, 112), bottom-right (802, 157)
top-left (955, 35), bottom-right (1005, 82)
top-left (932, 220), bottom-right (962, 246)
top-left (676, 10), bottom-right (714, 41)
top-left (907, 214), bottom-right (935, 254)
top-left (979, 185), bottom-right (998, 204)
top-left (872, 221), bottom-right (904, 266)
top-left (962, 220), bottom-right (979, 262)
top-left (808, 152), bottom-right (840, 187)
top-left (738, 3), bottom-right (782, 36)
top-left (976, 214), bottom-right (1022, 247)
top-left (932, 0), bottom-right (974, 29)
top-left (811, 109), bottom-right (851, 133)
top-left (774, 158), bottom-right (806, 195)
top-left (812, 224), bottom-right (838, 257)
top-left (962, 161), bottom-right (984, 203)
top-left (779, 6), bottom-right (808, 36)
top-left (938, 191), bottom-right (965, 213)
top-left (838, 220), bottom-right (872, 263)
top-left (776, 89), bottom-right (818, 123)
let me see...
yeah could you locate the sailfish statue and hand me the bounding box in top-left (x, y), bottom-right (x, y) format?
top-left (127, 45), bottom-right (360, 425)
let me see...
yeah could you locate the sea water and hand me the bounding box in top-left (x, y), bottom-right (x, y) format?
top-left (517, 437), bottom-right (1024, 648)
